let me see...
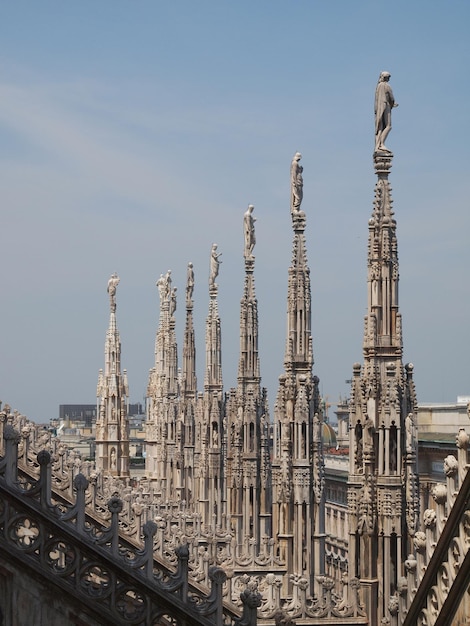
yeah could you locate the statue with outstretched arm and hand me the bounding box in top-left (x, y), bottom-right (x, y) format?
top-left (375, 71), bottom-right (398, 153)
top-left (209, 244), bottom-right (222, 287)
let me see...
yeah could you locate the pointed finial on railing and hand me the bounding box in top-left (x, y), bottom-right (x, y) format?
top-left (2, 425), bottom-right (21, 484)
top-left (235, 580), bottom-right (262, 625)
top-left (37, 450), bottom-right (52, 510)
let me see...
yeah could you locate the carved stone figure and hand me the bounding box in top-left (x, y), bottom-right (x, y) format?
top-left (209, 243), bottom-right (222, 288)
top-left (107, 273), bottom-right (120, 309)
top-left (110, 447), bottom-right (117, 470)
top-left (243, 205), bottom-right (256, 258)
top-left (170, 287), bottom-right (177, 316)
top-left (405, 412), bottom-right (415, 454)
top-left (374, 71), bottom-right (398, 153)
top-left (186, 262), bottom-right (194, 304)
top-left (107, 273), bottom-right (119, 297)
top-left (290, 152), bottom-right (303, 211)
top-left (355, 423), bottom-right (363, 471)
top-left (313, 412), bottom-right (321, 443)
top-left (164, 269), bottom-right (172, 298)
top-left (443, 454), bottom-right (458, 477)
top-left (156, 274), bottom-right (166, 301)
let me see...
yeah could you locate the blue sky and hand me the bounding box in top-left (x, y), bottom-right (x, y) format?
top-left (1, 2), bottom-right (469, 422)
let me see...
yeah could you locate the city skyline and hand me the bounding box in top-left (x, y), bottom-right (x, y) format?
top-left (1, 2), bottom-right (470, 422)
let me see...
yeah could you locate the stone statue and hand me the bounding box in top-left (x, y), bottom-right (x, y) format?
top-left (313, 412), bottom-right (321, 443)
top-left (186, 262), bottom-right (194, 304)
top-left (156, 274), bottom-right (166, 301)
top-left (170, 287), bottom-right (177, 316)
top-left (405, 412), bottom-right (415, 453)
top-left (107, 273), bottom-right (119, 297)
top-left (243, 204), bottom-right (256, 258)
top-left (290, 152), bottom-right (303, 212)
top-left (209, 243), bottom-right (222, 288)
top-left (164, 269), bottom-right (172, 298)
top-left (107, 273), bottom-right (120, 310)
top-left (374, 71), bottom-right (398, 153)
top-left (110, 447), bottom-right (117, 470)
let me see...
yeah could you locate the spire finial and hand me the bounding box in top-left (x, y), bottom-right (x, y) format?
top-left (186, 262), bottom-right (194, 307)
top-left (107, 273), bottom-right (120, 312)
top-left (243, 204), bottom-right (256, 261)
top-left (374, 71), bottom-right (398, 155)
top-left (156, 270), bottom-right (172, 305)
top-left (209, 243), bottom-right (222, 294)
top-left (290, 152), bottom-right (303, 213)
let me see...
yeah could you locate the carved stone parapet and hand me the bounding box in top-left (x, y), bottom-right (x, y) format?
top-left (0, 457), bottom-right (235, 624)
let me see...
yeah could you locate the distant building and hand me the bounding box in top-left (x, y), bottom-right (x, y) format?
top-left (59, 403), bottom-right (144, 428)
top-left (59, 404), bottom-right (97, 428)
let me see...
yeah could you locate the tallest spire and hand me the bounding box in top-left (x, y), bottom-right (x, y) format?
top-left (348, 73), bottom-right (419, 625)
top-left (285, 152), bottom-right (313, 371)
top-left (366, 69), bottom-right (401, 352)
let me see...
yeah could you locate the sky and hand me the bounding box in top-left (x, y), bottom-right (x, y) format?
top-left (1, 1), bottom-right (469, 423)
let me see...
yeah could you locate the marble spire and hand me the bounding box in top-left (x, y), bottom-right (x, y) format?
top-left (226, 206), bottom-right (272, 548)
top-left (272, 156), bottom-right (325, 597)
top-left (146, 270), bottom-right (180, 496)
top-left (180, 262), bottom-right (197, 502)
top-left (347, 77), bottom-right (418, 624)
top-left (95, 273), bottom-right (130, 478)
top-left (195, 245), bottom-right (224, 528)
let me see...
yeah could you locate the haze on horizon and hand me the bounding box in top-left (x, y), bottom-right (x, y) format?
top-left (1, 2), bottom-right (469, 423)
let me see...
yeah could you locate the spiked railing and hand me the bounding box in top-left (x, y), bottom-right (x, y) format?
top-left (1, 408), bottom-right (374, 624)
top-left (0, 423), bottom-right (253, 625)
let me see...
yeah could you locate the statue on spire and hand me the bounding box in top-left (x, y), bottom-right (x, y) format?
top-left (374, 71), bottom-right (398, 153)
top-left (243, 204), bottom-right (256, 259)
top-left (186, 262), bottom-right (194, 305)
top-left (156, 274), bottom-right (166, 301)
top-left (290, 152), bottom-right (303, 212)
top-left (209, 243), bottom-right (222, 289)
top-left (107, 273), bottom-right (120, 311)
top-left (170, 287), bottom-right (177, 317)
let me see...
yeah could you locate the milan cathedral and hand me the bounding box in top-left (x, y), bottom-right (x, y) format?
top-left (2, 73), bottom-right (469, 625)
top-left (90, 71), bottom-right (422, 623)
